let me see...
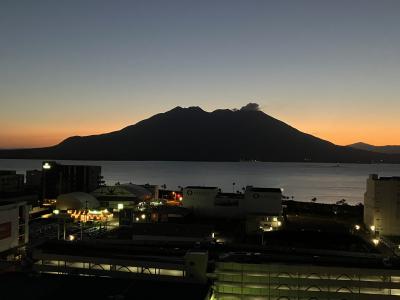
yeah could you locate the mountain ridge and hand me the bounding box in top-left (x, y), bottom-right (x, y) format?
top-left (348, 142), bottom-right (400, 154)
top-left (0, 106), bottom-right (399, 163)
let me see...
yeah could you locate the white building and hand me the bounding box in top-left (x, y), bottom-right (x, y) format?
top-left (182, 186), bottom-right (282, 232)
top-left (0, 201), bottom-right (29, 254)
top-left (364, 174), bottom-right (400, 236)
top-left (92, 183), bottom-right (154, 210)
top-left (56, 192), bottom-right (100, 210)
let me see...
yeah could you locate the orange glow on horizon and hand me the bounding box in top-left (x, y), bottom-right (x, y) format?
top-left (0, 114), bottom-right (398, 149)
top-left (293, 121), bottom-right (400, 147)
top-left (0, 121), bottom-right (138, 149)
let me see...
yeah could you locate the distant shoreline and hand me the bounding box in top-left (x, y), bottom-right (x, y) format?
top-left (0, 158), bottom-right (399, 165)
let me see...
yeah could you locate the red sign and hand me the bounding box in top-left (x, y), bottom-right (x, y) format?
top-left (0, 222), bottom-right (11, 240)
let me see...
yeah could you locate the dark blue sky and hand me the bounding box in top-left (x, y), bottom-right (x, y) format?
top-left (1, 0), bottom-right (399, 147)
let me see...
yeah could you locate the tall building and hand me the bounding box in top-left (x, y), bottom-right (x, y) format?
top-left (0, 170), bottom-right (24, 196)
top-left (42, 161), bottom-right (102, 200)
top-left (25, 169), bottom-right (42, 191)
top-left (364, 174), bottom-right (400, 236)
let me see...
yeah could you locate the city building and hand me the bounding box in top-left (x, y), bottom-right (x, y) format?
top-left (139, 183), bottom-right (159, 199)
top-left (32, 239), bottom-right (209, 284)
top-left (92, 183), bottom-right (154, 211)
top-left (182, 186), bottom-right (282, 232)
top-left (25, 169), bottom-right (42, 192)
top-left (28, 234), bottom-right (400, 300)
top-left (364, 174), bottom-right (400, 236)
top-left (56, 192), bottom-right (100, 211)
top-left (0, 201), bottom-right (29, 254)
top-left (41, 161), bottom-right (102, 200)
top-left (0, 170), bottom-right (24, 196)
top-left (211, 255), bottom-right (400, 300)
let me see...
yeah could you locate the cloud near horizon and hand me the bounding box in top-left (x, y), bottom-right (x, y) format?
top-left (240, 103), bottom-right (261, 111)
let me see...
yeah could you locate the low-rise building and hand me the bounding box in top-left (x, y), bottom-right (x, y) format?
top-left (364, 174), bottom-right (400, 236)
top-left (0, 201), bottom-right (29, 254)
top-left (32, 239), bottom-right (209, 284)
top-left (92, 183), bottom-right (154, 211)
top-left (182, 186), bottom-right (282, 232)
top-left (212, 255), bottom-right (400, 300)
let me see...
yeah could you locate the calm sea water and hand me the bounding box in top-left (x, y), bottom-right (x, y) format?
top-left (1, 159), bottom-right (400, 205)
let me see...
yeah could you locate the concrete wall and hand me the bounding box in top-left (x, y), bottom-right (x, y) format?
top-left (182, 187), bottom-right (220, 216)
top-left (183, 186), bottom-right (282, 218)
top-left (0, 202), bottom-right (28, 253)
top-left (212, 261), bottom-right (400, 299)
top-left (242, 189), bottom-right (282, 215)
top-left (364, 175), bottom-right (400, 236)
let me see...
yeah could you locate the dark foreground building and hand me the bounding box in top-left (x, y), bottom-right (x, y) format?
top-left (42, 161), bottom-right (101, 200)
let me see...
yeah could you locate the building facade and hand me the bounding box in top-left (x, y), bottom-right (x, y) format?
top-left (211, 260), bottom-right (400, 300)
top-left (25, 169), bottom-right (42, 191)
top-left (182, 186), bottom-right (282, 231)
top-left (0, 170), bottom-right (24, 195)
top-left (183, 186), bottom-right (282, 217)
top-left (0, 201), bottom-right (29, 254)
top-left (364, 174), bottom-right (400, 236)
top-left (92, 183), bottom-right (154, 211)
top-left (42, 161), bottom-right (101, 200)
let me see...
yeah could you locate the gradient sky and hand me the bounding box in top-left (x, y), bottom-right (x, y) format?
top-left (1, 0), bottom-right (399, 148)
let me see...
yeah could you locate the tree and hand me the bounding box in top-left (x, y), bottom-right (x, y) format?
top-left (336, 199), bottom-right (347, 205)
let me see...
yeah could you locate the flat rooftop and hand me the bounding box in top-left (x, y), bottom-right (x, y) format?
top-left (370, 174), bottom-right (400, 181)
top-left (379, 176), bottom-right (400, 181)
top-left (110, 223), bottom-right (213, 239)
top-left (248, 187), bottom-right (282, 193)
top-left (185, 186), bottom-right (218, 189)
top-left (217, 250), bottom-right (398, 270)
top-left (34, 240), bottom-right (188, 263)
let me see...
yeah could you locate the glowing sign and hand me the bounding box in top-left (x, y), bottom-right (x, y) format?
top-left (43, 162), bottom-right (52, 170)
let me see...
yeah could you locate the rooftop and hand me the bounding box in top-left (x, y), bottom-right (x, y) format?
top-left (379, 177), bottom-right (400, 181)
top-left (248, 187), bottom-right (282, 193)
top-left (370, 174), bottom-right (400, 181)
top-left (113, 223), bottom-right (213, 239)
top-left (0, 170), bottom-right (17, 176)
top-left (185, 186), bottom-right (218, 190)
top-left (34, 239), bottom-right (188, 262)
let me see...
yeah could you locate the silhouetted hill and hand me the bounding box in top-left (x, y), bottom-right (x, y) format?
top-left (1, 106), bottom-right (400, 163)
top-left (348, 142), bottom-right (400, 154)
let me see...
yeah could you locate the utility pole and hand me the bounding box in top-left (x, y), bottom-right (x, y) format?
top-left (63, 218), bottom-right (66, 240)
top-left (57, 221), bottom-right (60, 240)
